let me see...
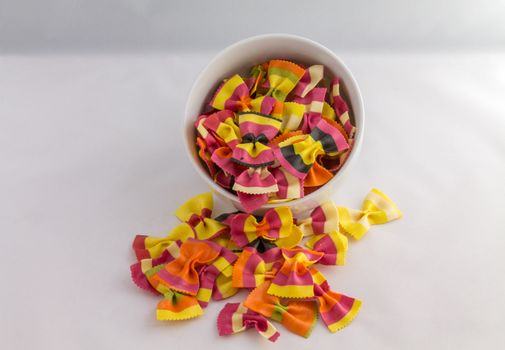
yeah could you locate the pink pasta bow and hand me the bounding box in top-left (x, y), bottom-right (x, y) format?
top-left (217, 303), bottom-right (280, 342)
top-left (310, 267), bottom-right (362, 332)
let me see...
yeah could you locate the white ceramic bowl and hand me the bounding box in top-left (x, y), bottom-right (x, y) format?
top-left (183, 34), bottom-right (364, 215)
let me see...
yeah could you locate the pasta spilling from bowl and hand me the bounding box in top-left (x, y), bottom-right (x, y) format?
top-left (130, 190), bottom-right (402, 341)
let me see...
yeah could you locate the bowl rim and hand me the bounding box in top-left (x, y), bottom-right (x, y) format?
top-left (183, 33), bottom-right (365, 209)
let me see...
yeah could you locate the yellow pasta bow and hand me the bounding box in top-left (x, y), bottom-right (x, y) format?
top-left (338, 188), bottom-right (403, 240)
top-left (175, 192), bottom-right (229, 240)
top-left (266, 60), bottom-right (305, 101)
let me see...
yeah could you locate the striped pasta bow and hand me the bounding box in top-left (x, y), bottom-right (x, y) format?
top-left (270, 166), bottom-right (304, 200)
top-left (140, 240), bottom-right (218, 320)
top-left (310, 267), bottom-right (362, 333)
top-left (305, 231), bottom-right (348, 266)
top-left (268, 248), bottom-right (324, 298)
top-left (266, 60), bottom-right (305, 101)
top-left (130, 240), bottom-right (183, 294)
top-left (174, 192), bottom-right (229, 240)
top-left (148, 239), bottom-right (222, 296)
top-left (217, 303), bottom-right (280, 342)
top-left (231, 112), bottom-right (282, 167)
top-left (296, 200), bottom-right (340, 236)
top-left (274, 118), bottom-right (349, 179)
top-left (210, 74), bottom-right (278, 114)
top-left (201, 110), bottom-right (241, 149)
top-left (232, 247), bottom-right (283, 288)
top-left (229, 207), bottom-right (302, 248)
top-left (196, 247), bottom-right (238, 308)
top-left (338, 188), bottom-right (403, 240)
top-left (243, 280), bottom-right (318, 338)
top-left (136, 240), bottom-right (237, 320)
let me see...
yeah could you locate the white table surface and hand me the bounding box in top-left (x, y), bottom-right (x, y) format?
top-left (1, 52), bottom-right (504, 349)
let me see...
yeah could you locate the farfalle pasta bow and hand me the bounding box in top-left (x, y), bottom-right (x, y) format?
top-left (140, 242), bottom-right (239, 321)
top-left (141, 263), bottom-right (204, 320)
top-left (275, 118), bottom-right (349, 179)
top-left (243, 280), bottom-right (318, 338)
top-left (338, 188), bottom-right (403, 240)
top-left (232, 247), bottom-right (283, 288)
top-left (202, 110), bottom-right (241, 148)
top-left (210, 74), bottom-right (277, 114)
top-left (305, 231), bottom-right (348, 266)
top-left (217, 303), bottom-right (280, 342)
top-left (296, 200), bottom-right (340, 236)
top-left (174, 192), bottom-right (229, 240)
top-left (231, 112), bottom-right (282, 167)
top-left (266, 60), bottom-right (305, 101)
top-left (209, 74), bottom-right (253, 112)
top-left (268, 248), bottom-right (324, 298)
top-left (196, 247), bottom-right (238, 307)
top-left (310, 267), bottom-right (362, 332)
top-left (130, 240), bottom-right (183, 294)
top-left (229, 207), bottom-right (302, 248)
top-left (149, 239), bottom-right (222, 296)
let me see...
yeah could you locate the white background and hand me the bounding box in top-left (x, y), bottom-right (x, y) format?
top-left (1, 1), bottom-right (505, 349)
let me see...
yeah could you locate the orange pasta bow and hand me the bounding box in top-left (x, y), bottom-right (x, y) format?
top-left (229, 207), bottom-right (302, 248)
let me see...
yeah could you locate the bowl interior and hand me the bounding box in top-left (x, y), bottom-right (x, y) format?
top-left (184, 34), bottom-right (364, 214)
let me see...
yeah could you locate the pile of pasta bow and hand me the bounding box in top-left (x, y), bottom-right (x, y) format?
top-left (194, 59), bottom-right (356, 212)
top-left (130, 190), bottom-right (402, 341)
